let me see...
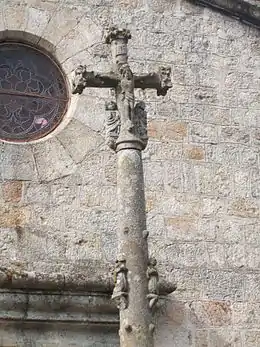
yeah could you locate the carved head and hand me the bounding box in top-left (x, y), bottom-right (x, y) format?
top-left (157, 66), bottom-right (172, 96)
top-left (74, 65), bottom-right (86, 75)
top-left (72, 65), bottom-right (87, 95)
top-left (149, 257), bottom-right (157, 267)
top-left (105, 100), bottom-right (118, 111)
top-left (135, 101), bottom-right (145, 111)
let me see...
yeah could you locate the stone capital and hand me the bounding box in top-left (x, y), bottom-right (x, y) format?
top-left (105, 27), bottom-right (132, 44)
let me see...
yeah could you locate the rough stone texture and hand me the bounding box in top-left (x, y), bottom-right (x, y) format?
top-left (0, 0), bottom-right (260, 346)
top-left (2, 181), bottom-right (23, 203)
top-left (0, 322), bottom-right (119, 347)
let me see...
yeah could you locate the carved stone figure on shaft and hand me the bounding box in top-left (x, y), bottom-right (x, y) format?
top-left (147, 257), bottom-right (159, 310)
top-left (111, 258), bottom-right (129, 310)
top-left (116, 63), bottom-right (135, 136)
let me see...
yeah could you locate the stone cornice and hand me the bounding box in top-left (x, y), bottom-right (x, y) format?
top-left (0, 270), bottom-right (175, 327)
top-left (0, 268), bottom-right (176, 296)
top-left (0, 289), bottom-right (118, 326)
top-left (0, 282), bottom-right (175, 325)
top-left (188, 0), bottom-right (260, 29)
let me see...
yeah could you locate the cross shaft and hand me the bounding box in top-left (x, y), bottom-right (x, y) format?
top-left (72, 26), bottom-right (174, 347)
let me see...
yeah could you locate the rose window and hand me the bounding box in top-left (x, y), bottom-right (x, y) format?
top-left (0, 42), bottom-right (69, 142)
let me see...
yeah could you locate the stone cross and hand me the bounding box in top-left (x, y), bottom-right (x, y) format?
top-left (72, 27), bottom-right (173, 347)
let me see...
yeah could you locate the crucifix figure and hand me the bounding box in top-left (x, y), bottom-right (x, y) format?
top-left (72, 27), bottom-right (173, 347)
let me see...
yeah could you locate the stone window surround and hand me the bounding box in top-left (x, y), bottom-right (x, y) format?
top-left (0, 30), bottom-right (78, 145)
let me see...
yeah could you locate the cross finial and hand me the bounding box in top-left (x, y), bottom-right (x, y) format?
top-left (105, 27), bottom-right (131, 44)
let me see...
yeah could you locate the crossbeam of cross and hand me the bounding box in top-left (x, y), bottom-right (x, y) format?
top-left (72, 66), bottom-right (171, 96)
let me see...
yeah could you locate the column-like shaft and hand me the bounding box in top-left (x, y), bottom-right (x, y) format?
top-left (72, 25), bottom-right (173, 347)
top-left (117, 149), bottom-right (153, 347)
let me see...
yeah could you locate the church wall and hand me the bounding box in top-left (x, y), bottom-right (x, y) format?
top-left (0, 0), bottom-right (259, 346)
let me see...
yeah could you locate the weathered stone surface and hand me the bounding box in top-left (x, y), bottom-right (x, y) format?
top-left (244, 331), bottom-right (260, 347)
top-left (3, 1), bottom-right (28, 31)
top-left (57, 119), bottom-right (104, 163)
top-left (190, 122), bottom-right (218, 144)
top-left (184, 144), bottom-right (205, 160)
top-left (154, 299), bottom-right (190, 347)
top-left (189, 300), bottom-right (232, 327)
top-left (208, 329), bottom-right (242, 347)
top-left (194, 330), bottom-right (208, 347)
top-left (32, 138), bottom-right (77, 182)
top-left (1, 144), bottom-right (37, 181)
top-left (2, 181), bottom-right (23, 203)
top-left (201, 270), bottom-right (244, 301)
top-left (55, 16), bottom-right (102, 62)
top-left (73, 93), bottom-right (110, 132)
top-left (25, 1), bottom-right (59, 41)
top-left (206, 143), bottom-right (240, 165)
top-left (181, 103), bottom-right (204, 122)
top-left (244, 274), bottom-right (260, 302)
top-left (233, 302), bottom-right (260, 327)
top-left (0, 321), bottom-right (120, 347)
top-left (39, 6), bottom-right (84, 48)
top-left (165, 216), bottom-right (197, 241)
top-left (228, 198), bottom-right (259, 218)
top-left (172, 268), bottom-right (202, 300)
top-left (0, 229), bottom-right (18, 258)
top-left (143, 161), bottom-right (164, 191)
top-left (204, 105), bottom-right (231, 125)
top-left (164, 161), bottom-right (182, 192)
top-left (24, 183), bottom-right (51, 205)
top-left (0, 292), bottom-right (27, 319)
top-left (148, 120), bottom-right (188, 141)
top-left (0, 205), bottom-right (30, 228)
top-left (144, 141), bottom-right (183, 161)
top-left (220, 126), bottom-right (250, 144)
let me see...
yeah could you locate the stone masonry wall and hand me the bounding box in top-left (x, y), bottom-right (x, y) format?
top-left (0, 0), bottom-right (259, 346)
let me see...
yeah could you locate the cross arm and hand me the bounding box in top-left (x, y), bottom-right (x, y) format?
top-left (72, 66), bottom-right (118, 94)
top-left (71, 65), bottom-right (172, 96)
top-left (134, 67), bottom-right (172, 96)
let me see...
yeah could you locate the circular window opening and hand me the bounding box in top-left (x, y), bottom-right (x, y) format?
top-left (0, 42), bottom-right (69, 143)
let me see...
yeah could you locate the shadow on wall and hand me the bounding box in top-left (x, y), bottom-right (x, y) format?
top-left (155, 297), bottom-right (239, 347)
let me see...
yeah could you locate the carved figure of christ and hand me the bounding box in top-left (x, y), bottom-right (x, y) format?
top-left (72, 27), bottom-right (173, 347)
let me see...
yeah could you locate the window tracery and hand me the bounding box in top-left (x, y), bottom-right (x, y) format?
top-left (0, 42), bottom-right (69, 142)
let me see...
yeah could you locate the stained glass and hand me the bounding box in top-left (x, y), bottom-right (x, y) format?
top-left (0, 43), bottom-right (69, 142)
